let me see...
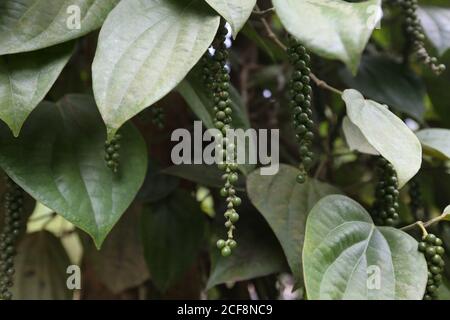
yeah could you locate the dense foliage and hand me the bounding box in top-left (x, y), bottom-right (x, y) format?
top-left (0, 0), bottom-right (450, 300)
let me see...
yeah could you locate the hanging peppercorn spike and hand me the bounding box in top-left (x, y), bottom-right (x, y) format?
top-left (409, 177), bottom-right (425, 219)
top-left (202, 23), bottom-right (241, 257)
top-left (399, 0), bottom-right (445, 74)
top-left (0, 177), bottom-right (25, 300)
top-left (286, 36), bottom-right (314, 184)
top-left (371, 157), bottom-right (400, 226)
top-left (104, 133), bottom-right (122, 173)
top-left (418, 233), bottom-right (445, 300)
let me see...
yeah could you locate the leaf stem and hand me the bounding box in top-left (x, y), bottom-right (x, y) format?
top-left (255, 6), bottom-right (343, 96)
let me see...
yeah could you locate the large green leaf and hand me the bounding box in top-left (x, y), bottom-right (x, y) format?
top-left (273, 0), bottom-right (382, 72)
top-left (92, 0), bottom-right (220, 138)
top-left (207, 205), bottom-right (287, 289)
top-left (416, 128), bottom-right (450, 160)
top-left (340, 55), bottom-right (426, 120)
top-left (0, 95), bottom-right (148, 248)
top-left (0, 42), bottom-right (74, 137)
top-left (247, 164), bottom-right (340, 285)
top-left (303, 195), bottom-right (427, 300)
top-left (140, 191), bottom-right (207, 292)
top-left (11, 231), bottom-right (72, 300)
top-left (342, 89), bottom-right (422, 188)
top-left (418, 6), bottom-right (450, 56)
top-left (204, 0), bottom-right (256, 38)
top-left (0, 0), bottom-right (119, 55)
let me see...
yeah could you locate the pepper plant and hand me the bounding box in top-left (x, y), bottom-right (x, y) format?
top-left (0, 0), bottom-right (450, 300)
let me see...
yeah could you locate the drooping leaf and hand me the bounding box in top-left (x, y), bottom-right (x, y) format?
top-left (247, 164), bottom-right (341, 285)
top-left (83, 204), bottom-right (150, 294)
top-left (207, 205), bottom-right (288, 289)
top-left (342, 89), bottom-right (422, 188)
top-left (0, 42), bottom-right (74, 137)
top-left (273, 0), bottom-right (382, 73)
top-left (340, 55), bottom-right (426, 120)
top-left (303, 195), bottom-right (427, 300)
top-left (416, 128), bottom-right (450, 160)
top-left (342, 116), bottom-right (379, 155)
top-left (140, 191), bottom-right (207, 292)
top-left (11, 231), bottom-right (72, 300)
top-left (204, 0), bottom-right (256, 38)
top-left (92, 0), bottom-right (220, 138)
top-left (0, 0), bottom-right (119, 55)
top-left (0, 95), bottom-right (148, 248)
top-left (418, 6), bottom-right (450, 56)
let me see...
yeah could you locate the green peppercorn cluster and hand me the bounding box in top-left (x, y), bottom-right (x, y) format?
top-left (104, 133), bottom-right (121, 173)
top-left (202, 24), bottom-right (241, 257)
top-left (0, 178), bottom-right (24, 300)
top-left (151, 107), bottom-right (165, 129)
top-left (409, 178), bottom-right (424, 218)
top-left (372, 157), bottom-right (400, 226)
top-left (418, 233), bottom-right (445, 300)
top-left (399, 0), bottom-right (445, 74)
top-left (286, 36), bottom-right (314, 184)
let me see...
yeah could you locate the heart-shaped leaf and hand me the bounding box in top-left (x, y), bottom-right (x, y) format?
top-left (303, 195), bottom-right (428, 300)
top-left (92, 0), bottom-right (220, 138)
top-left (247, 164), bottom-right (341, 285)
top-left (0, 95), bottom-right (148, 248)
top-left (0, 42), bottom-right (74, 137)
top-left (140, 191), bottom-right (207, 292)
top-left (342, 89), bottom-right (422, 188)
top-left (342, 116), bottom-right (379, 155)
top-left (12, 231), bottom-right (72, 300)
top-left (273, 0), bottom-right (382, 73)
top-left (340, 55), bottom-right (426, 120)
top-left (416, 128), bottom-right (450, 160)
top-left (0, 0), bottom-right (119, 55)
top-left (418, 6), bottom-right (450, 56)
top-left (204, 0), bottom-right (256, 38)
